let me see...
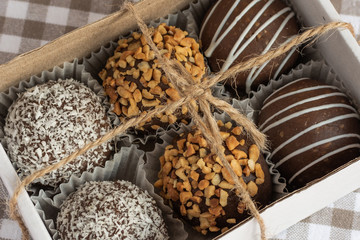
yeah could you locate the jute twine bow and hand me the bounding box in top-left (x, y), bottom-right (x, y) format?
top-left (8, 1), bottom-right (356, 239)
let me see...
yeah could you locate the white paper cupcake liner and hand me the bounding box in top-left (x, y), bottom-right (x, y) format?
top-left (0, 59), bottom-right (119, 191)
top-left (182, 0), bottom-right (216, 37)
top-left (143, 98), bottom-right (287, 239)
top-left (31, 145), bottom-right (188, 240)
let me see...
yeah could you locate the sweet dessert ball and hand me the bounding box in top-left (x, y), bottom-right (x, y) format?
top-left (57, 180), bottom-right (169, 240)
top-left (200, 0), bottom-right (299, 93)
top-left (258, 78), bottom-right (360, 189)
top-left (99, 23), bottom-right (206, 134)
top-left (4, 79), bottom-right (112, 187)
top-left (155, 120), bottom-right (272, 235)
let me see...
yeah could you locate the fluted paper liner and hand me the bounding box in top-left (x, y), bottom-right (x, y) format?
top-left (143, 98), bottom-right (287, 239)
top-left (31, 145), bottom-right (188, 240)
top-left (0, 60), bottom-right (118, 190)
top-left (181, 0), bottom-right (215, 36)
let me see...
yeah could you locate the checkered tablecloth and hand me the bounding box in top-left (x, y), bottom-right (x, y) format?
top-left (0, 0), bottom-right (124, 65)
top-left (1, 0), bottom-right (360, 240)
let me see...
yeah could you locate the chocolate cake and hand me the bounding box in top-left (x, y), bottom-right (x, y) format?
top-left (57, 180), bottom-right (169, 240)
top-left (155, 120), bottom-right (272, 235)
top-left (99, 23), bottom-right (206, 134)
top-left (258, 78), bottom-right (360, 189)
top-left (200, 0), bottom-right (299, 93)
top-left (4, 79), bottom-right (112, 187)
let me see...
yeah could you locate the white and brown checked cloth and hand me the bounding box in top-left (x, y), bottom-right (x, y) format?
top-left (0, 0), bottom-right (360, 239)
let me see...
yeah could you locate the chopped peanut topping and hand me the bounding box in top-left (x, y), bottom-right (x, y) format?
top-left (226, 136), bottom-right (240, 151)
top-left (100, 24), bottom-right (206, 131)
top-left (156, 121), bottom-right (267, 235)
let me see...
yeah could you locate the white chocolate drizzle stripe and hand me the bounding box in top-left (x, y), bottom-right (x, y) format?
top-left (288, 143), bottom-right (360, 184)
top-left (220, 0), bottom-right (275, 69)
top-left (262, 78), bottom-right (310, 105)
top-left (222, 5), bottom-right (291, 71)
top-left (273, 40), bottom-right (297, 79)
top-left (246, 12), bottom-right (295, 92)
top-left (259, 92), bottom-right (347, 129)
top-left (270, 113), bottom-right (360, 158)
top-left (274, 133), bottom-right (360, 168)
top-left (205, 0), bottom-right (239, 53)
top-left (204, 0), bottom-right (262, 57)
top-left (248, 43), bottom-right (295, 92)
top-left (199, 0), bottom-right (222, 40)
top-left (261, 103), bottom-right (358, 133)
top-left (262, 85), bottom-right (341, 111)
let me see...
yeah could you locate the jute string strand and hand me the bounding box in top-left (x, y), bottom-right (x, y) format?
top-left (125, 2), bottom-right (269, 237)
top-left (8, 1), bottom-right (356, 238)
top-left (198, 97), bottom-right (267, 238)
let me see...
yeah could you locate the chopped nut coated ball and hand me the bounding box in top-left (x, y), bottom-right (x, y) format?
top-left (99, 23), bottom-right (206, 134)
top-left (156, 120), bottom-right (272, 235)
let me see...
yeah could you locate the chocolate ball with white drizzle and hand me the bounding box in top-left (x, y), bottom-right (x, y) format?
top-left (258, 78), bottom-right (360, 189)
top-left (200, 0), bottom-right (299, 93)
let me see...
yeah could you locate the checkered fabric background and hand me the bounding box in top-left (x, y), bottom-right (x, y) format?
top-left (1, 0), bottom-right (360, 240)
top-left (272, 189), bottom-right (360, 240)
top-left (0, 0), bottom-right (125, 64)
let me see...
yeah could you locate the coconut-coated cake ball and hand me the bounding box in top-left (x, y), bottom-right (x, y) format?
top-left (57, 180), bottom-right (169, 240)
top-left (4, 79), bottom-right (113, 187)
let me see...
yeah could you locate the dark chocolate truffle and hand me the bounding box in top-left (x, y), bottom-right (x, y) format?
top-left (57, 180), bottom-right (169, 240)
top-left (258, 78), bottom-right (360, 189)
top-left (155, 120), bottom-right (272, 235)
top-left (4, 79), bottom-right (112, 187)
top-left (99, 23), bottom-right (206, 134)
top-left (200, 0), bottom-right (299, 93)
